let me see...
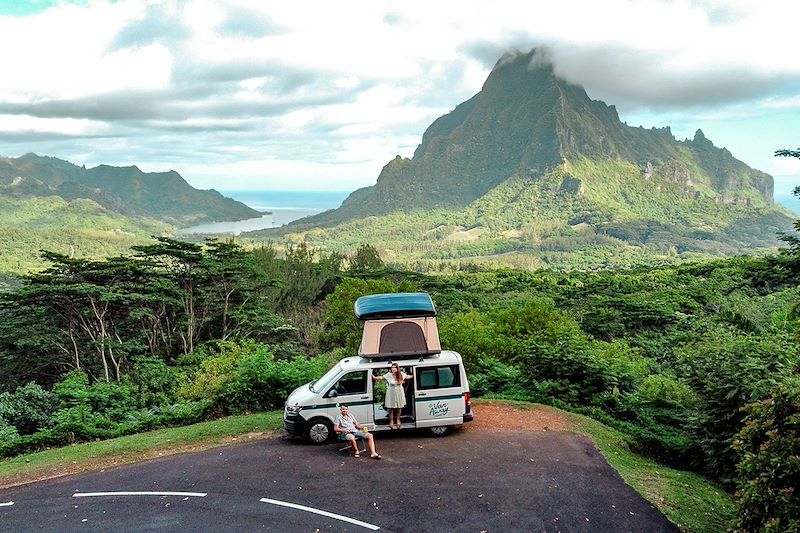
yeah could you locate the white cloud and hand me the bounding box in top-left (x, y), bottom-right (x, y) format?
top-left (0, 0), bottom-right (798, 191)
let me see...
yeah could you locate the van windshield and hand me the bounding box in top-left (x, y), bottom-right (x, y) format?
top-left (310, 363), bottom-right (342, 393)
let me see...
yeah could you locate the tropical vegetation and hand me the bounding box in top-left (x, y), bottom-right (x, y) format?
top-left (0, 150), bottom-right (797, 532)
top-left (1, 194), bottom-right (798, 529)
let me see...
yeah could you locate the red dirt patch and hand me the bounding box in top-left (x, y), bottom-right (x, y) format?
top-left (467, 400), bottom-right (573, 432)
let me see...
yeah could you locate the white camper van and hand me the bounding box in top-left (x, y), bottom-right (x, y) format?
top-left (284, 293), bottom-right (473, 443)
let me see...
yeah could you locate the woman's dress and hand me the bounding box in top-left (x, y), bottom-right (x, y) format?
top-left (383, 372), bottom-right (406, 409)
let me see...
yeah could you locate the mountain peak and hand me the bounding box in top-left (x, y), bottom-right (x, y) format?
top-left (492, 48), bottom-right (553, 72)
top-left (692, 129), bottom-right (713, 146)
top-left (299, 47), bottom-right (780, 234)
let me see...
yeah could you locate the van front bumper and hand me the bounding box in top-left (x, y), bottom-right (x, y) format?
top-left (284, 413), bottom-right (307, 436)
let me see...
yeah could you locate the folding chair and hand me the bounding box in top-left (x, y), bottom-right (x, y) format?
top-left (337, 433), bottom-right (366, 455)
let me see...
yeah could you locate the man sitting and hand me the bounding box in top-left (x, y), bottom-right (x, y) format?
top-left (334, 404), bottom-right (381, 459)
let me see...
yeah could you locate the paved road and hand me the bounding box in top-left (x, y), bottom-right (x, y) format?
top-left (0, 429), bottom-right (679, 532)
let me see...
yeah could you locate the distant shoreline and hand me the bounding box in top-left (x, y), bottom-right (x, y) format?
top-left (177, 190), bottom-right (349, 235)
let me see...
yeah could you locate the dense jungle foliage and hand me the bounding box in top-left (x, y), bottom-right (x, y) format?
top-left (1, 195), bottom-right (798, 531)
top-left (253, 157), bottom-right (792, 272)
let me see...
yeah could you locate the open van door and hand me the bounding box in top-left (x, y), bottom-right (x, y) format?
top-left (323, 369), bottom-right (373, 428)
top-left (414, 363), bottom-right (467, 433)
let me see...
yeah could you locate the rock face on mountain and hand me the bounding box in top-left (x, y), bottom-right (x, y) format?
top-left (297, 49), bottom-right (780, 229)
top-left (0, 154), bottom-right (260, 225)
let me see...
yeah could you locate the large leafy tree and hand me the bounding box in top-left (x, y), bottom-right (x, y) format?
top-left (131, 238), bottom-right (206, 355)
top-left (0, 253), bottom-right (150, 384)
top-left (0, 238), bottom-right (290, 389)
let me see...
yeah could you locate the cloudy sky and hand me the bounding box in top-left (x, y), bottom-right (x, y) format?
top-left (1, 0), bottom-right (799, 201)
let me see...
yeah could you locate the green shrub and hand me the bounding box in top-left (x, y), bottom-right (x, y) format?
top-left (0, 417), bottom-right (19, 442)
top-left (221, 350), bottom-right (335, 413)
top-left (53, 370), bottom-right (91, 408)
top-left (636, 374), bottom-right (700, 410)
top-left (0, 382), bottom-right (57, 435)
top-left (469, 357), bottom-right (528, 399)
top-left (178, 341), bottom-right (249, 401)
top-left (733, 381), bottom-right (800, 533)
top-left (178, 339), bottom-right (334, 414)
top-left (677, 333), bottom-right (798, 483)
top-left (128, 356), bottom-right (180, 408)
top-left (84, 381), bottom-right (138, 421)
top-left (48, 405), bottom-right (116, 442)
top-left (51, 369), bottom-right (137, 422)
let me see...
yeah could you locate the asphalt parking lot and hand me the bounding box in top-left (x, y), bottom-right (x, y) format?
top-left (0, 428), bottom-right (679, 532)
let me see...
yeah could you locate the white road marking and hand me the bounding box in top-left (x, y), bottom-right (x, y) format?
top-left (260, 498), bottom-right (380, 530)
top-left (0, 501), bottom-right (14, 507)
top-left (72, 491), bottom-right (207, 498)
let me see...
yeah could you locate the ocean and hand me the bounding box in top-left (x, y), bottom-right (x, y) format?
top-left (774, 178), bottom-right (800, 214)
top-left (176, 190), bottom-right (350, 235)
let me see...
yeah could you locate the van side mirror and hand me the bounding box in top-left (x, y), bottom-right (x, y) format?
top-left (325, 389), bottom-right (338, 399)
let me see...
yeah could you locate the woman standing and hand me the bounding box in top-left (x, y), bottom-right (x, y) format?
top-left (373, 363), bottom-right (413, 429)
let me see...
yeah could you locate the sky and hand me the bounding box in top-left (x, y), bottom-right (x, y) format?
top-left (0, 0), bottom-right (799, 202)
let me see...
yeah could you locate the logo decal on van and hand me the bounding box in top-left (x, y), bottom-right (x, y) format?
top-left (428, 401), bottom-right (450, 417)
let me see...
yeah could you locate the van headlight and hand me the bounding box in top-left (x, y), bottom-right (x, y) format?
top-left (285, 403), bottom-right (301, 414)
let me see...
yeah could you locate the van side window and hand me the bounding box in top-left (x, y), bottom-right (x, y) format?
top-left (416, 365), bottom-right (460, 390)
top-left (437, 366), bottom-right (456, 387)
top-left (328, 371), bottom-right (367, 397)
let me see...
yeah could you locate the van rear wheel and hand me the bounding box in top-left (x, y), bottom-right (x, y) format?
top-left (429, 426), bottom-right (449, 437)
top-left (306, 418), bottom-right (334, 444)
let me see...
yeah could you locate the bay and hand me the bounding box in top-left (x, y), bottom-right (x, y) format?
top-left (176, 190), bottom-right (350, 235)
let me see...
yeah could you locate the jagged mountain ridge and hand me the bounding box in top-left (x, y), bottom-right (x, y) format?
top-left (252, 48), bottom-right (794, 269)
top-left (292, 48), bottom-right (777, 229)
top-left (0, 153), bottom-right (260, 225)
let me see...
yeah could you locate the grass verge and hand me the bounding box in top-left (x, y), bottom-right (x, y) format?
top-left (0, 411), bottom-right (284, 489)
top-left (568, 411), bottom-right (736, 533)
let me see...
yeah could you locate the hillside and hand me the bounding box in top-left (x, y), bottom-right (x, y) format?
top-left (249, 49), bottom-right (794, 270)
top-left (0, 153), bottom-right (261, 226)
top-left (0, 195), bottom-right (170, 277)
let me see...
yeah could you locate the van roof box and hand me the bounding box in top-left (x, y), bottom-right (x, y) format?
top-left (354, 292), bottom-right (436, 320)
top-left (354, 293), bottom-right (441, 359)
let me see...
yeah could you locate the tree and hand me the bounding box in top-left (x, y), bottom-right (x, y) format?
top-left (0, 237), bottom-right (294, 389)
top-left (0, 253), bottom-right (150, 384)
top-left (132, 238), bottom-right (205, 355)
top-left (349, 244), bottom-right (384, 272)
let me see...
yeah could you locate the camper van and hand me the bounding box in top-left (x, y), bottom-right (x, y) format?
top-left (284, 293), bottom-right (473, 443)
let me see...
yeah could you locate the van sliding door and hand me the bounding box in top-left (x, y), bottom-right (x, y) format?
top-left (414, 364), bottom-right (464, 428)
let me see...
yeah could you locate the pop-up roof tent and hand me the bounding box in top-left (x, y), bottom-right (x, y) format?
top-left (354, 292), bottom-right (441, 359)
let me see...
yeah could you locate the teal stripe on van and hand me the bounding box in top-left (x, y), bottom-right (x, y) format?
top-left (301, 399), bottom-right (372, 411)
top-left (414, 394), bottom-right (464, 403)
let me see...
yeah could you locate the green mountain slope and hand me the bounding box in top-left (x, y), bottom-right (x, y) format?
top-left (0, 195), bottom-right (169, 276)
top-left (250, 49), bottom-right (793, 269)
top-left (0, 153), bottom-right (260, 226)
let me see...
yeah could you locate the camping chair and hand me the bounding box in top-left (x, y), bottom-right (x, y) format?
top-left (337, 432), bottom-right (367, 455)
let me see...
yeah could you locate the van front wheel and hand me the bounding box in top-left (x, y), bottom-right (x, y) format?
top-left (429, 426), bottom-right (449, 437)
top-left (306, 418), bottom-right (334, 444)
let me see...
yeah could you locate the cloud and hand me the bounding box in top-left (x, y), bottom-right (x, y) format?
top-left (108, 3), bottom-right (191, 51)
top-left (0, 0), bottom-right (798, 191)
top-left (218, 6), bottom-right (285, 38)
